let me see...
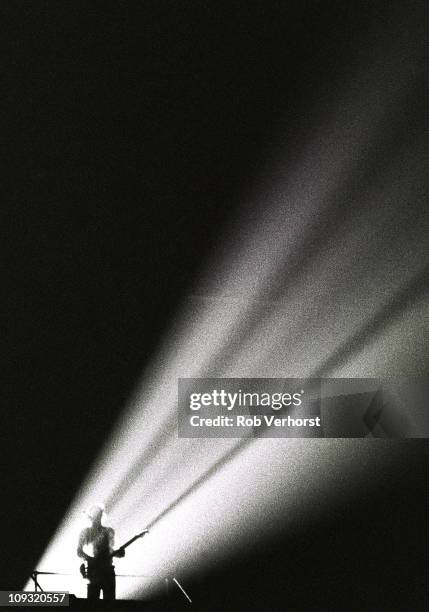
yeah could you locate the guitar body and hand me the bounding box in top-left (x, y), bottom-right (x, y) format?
top-left (81, 556), bottom-right (114, 583)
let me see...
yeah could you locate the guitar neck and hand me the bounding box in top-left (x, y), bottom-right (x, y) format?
top-left (120, 535), bottom-right (141, 550)
top-left (112, 530), bottom-right (148, 556)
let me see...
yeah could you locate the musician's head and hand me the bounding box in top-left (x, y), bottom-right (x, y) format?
top-left (86, 503), bottom-right (105, 525)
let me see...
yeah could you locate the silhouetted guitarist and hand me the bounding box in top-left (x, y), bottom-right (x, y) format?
top-left (77, 504), bottom-right (149, 601)
top-left (77, 504), bottom-right (124, 601)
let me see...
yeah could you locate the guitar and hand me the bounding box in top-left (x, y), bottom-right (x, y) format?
top-left (80, 528), bottom-right (149, 581)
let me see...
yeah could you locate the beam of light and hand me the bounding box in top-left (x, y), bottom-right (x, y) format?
top-left (25, 15), bottom-right (428, 601)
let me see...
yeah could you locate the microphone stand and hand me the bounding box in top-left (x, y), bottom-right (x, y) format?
top-left (30, 571), bottom-right (44, 593)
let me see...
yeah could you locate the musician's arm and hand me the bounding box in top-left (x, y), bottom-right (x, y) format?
top-left (110, 528), bottom-right (125, 557)
top-left (77, 529), bottom-right (92, 561)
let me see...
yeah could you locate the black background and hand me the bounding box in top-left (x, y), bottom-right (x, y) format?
top-left (2, 1), bottom-right (428, 608)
